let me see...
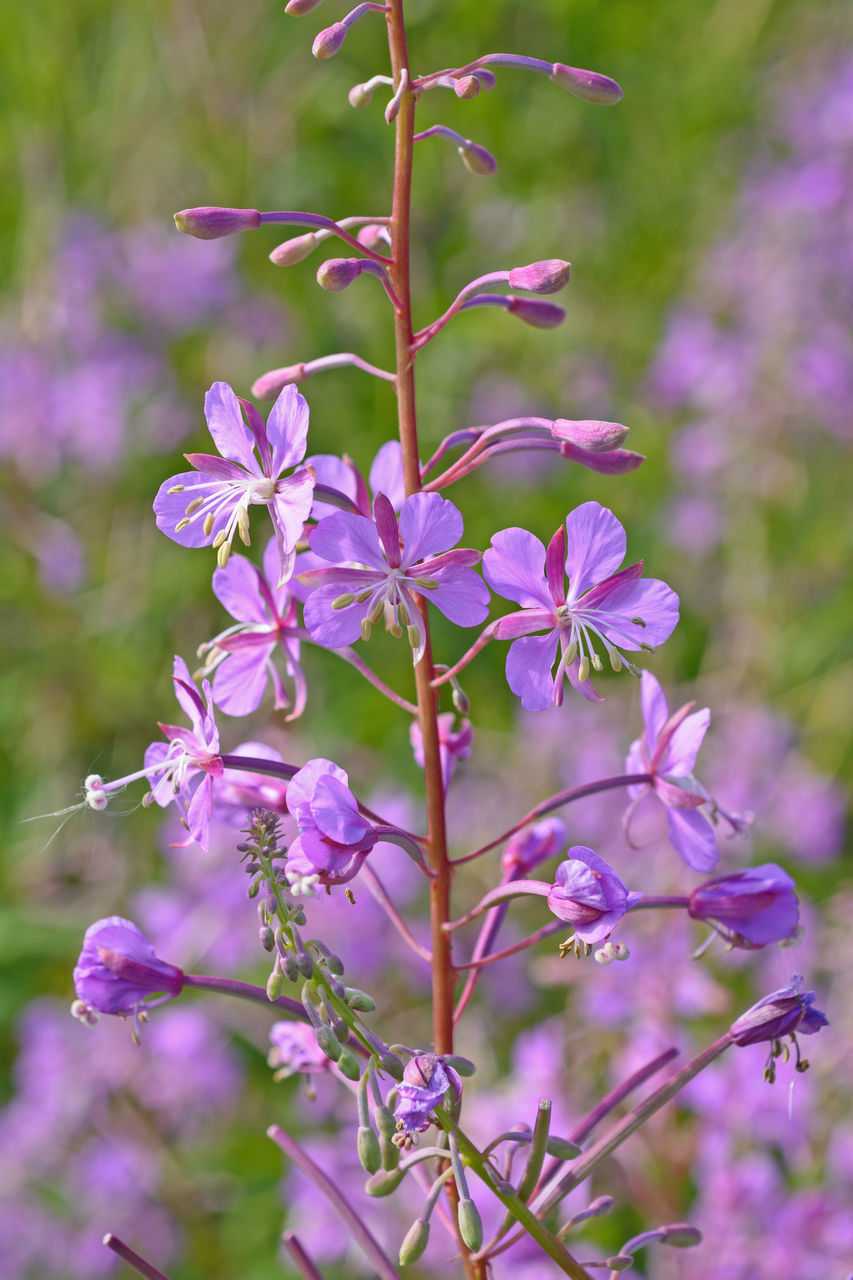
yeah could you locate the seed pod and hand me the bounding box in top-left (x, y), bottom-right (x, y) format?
top-left (357, 1125), bottom-right (382, 1174)
top-left (336, 1048), bottom-right (361, 1081)
top-left (365, 1167), bottom-right (406, 1197)
top-left (314, 1024), bottom-right (342, 1062)
top-left (398, 1219), bottom-right (429, 1266)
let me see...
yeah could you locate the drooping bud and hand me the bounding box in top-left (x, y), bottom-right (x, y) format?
top-left (316, 257), bottom-right (365, 290)
top-left (285, 0), bottom-right (325, 12)
top-left (336, 1048), bottom-right (361, 1080)
top-left (544, 1135), bottom-right (582, 1159)
top-left (357, 223), bottom-right (392, 252)
top-left (454, 74), bottom-right (481, 99)
top-left (251, 361), bottom-right (307, 398)
top-left (458, 140), bottom-right (498, 176)
top-left (550, 63), bottom-right (624, 104)
top-left (660, 1224), bottom-right (703, 1248)
top-left (457, 1198), bottom-right (483, 1251)
top-left (357, 1125), bottom-right (382, 1174)
top-left (398, 1219), bottom-right (430, 1265)
top-left (349, 81), bottom-right (374, 108)
top-left (502, 817), bottom-right (567, 875)
top-left (314, 1024), bottom-right (343, 1061)
top-left (604, 1256), bottom-right (634, 1272)
top-left (173, 206), bottom-right (261, 240)
top-left (269, 233), bottom-right (319, 266)
top-left (312, 21), bottom-right (347, 59)
top-left (508, 258), bottom-right (572, 294)
top-left (365, 1166), bottom-right (406, 1196)
top-left (506, 297), bottom-right (567, 329)
top-left (552, 418), bottom-right (630, 451)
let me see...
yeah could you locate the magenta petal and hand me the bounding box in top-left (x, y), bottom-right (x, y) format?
top-left (493, 608), bottom-right (556, 640)
top-left (267, 384), bottom-right (310, 474)
top-left (212, 556), bottom-right (268, 624)
top-left (171, 656), bottom-right (205, 733)
top-left (591, 577), bottom-right (680, 649)
top-left (310, 509), bottom-right (385, 569)
top-left (287, 758), bottom-right (350, 816)
top-left (304, 585), bottom-right (372, 648)
top-left (308, 454), bottom-right (360, 519)
top-left (482, 528), bottom-right (552, 608)
top-left (564, 501), bottom-right (626, 598)
top-left (186, 776), bottom-right (213, 850)
top-left (640, 670), bottom-right (669, 744)
top-left (154, 471), bottom-right (232, 548)
top-left (552, 861), bottom-right (608, 910)
top-left (505, 631), bottom-right (560, 711)
top-left (204, 381), bottom-right (259, 470)
top-left (368, 441), bottom-right (406, 510)
top-left (398, 492), bottom-right (463, 563)
top-left (659, 707), bottom-right (711, 777)
top-left (311, 774), bottom-right (372, 844)
top-left (212, 645), bottom-right (272, 715)
top-left (666, 807), bottom-right (718, 872)
top-left (427, 566), bottom-right (491, 627)
top-left (563, 656), bottom-right (605, 703)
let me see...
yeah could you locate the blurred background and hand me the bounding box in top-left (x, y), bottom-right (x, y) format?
top-left (1, 0), bottom-right (851, 1276)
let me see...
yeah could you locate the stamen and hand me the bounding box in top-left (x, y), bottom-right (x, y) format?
top-left (175, 517), bottom-right (191, 532)
top-left (203, 513), bottom-right (215, 536)
top-left (217, 541), bottom-right (232, 568)
top-left (361, 617), bottom-right (373, 641)
top-left (167, 484), bottom-right (185, 494)
top-left (577, 656), bottom-right (590, 682)
top-left (184, 497), bottom-right (204, 515)
top-left (212, 530), bottom-right (227, 548)
top-left (332, 593), bottom-right (356, 610)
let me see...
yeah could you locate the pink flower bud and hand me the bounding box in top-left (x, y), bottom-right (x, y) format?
top-left (252, 365), bottom-right (308, 399)
top-left (285, 0), bottom-right (325, 11)
top-left (454, 75), bottom-right (481, 99)
top-left (506, 297), bottom-right (566, 329)
top-left (313, 21), bottom-right (347, 59)
top-left (269, 234), bottom-right (319, 267)
top-left (508, 259), bottom-right (572, 295)
top-left (316, 257), bottom-right (365, 290)
top-left (357, 223), bottom-right (392, 252)
top-left (173, 206), bottom-right (261, 240)
top-left (550, 63), bottom-right (624, 105)
top-left (348, 82), bottom-right (374, 108)
top-left (458, 142), bottom-right (498, 177)
top-left (552, 419), bottom-right (630, 451)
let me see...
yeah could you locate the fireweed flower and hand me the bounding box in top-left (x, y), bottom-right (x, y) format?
top-left (72, 918), bottom-right (184, 1025)
top-left (153, 381), bottom-right (315, 587)
top-left (394, 1054), bottom-right (462, 1136)
top-left (410, 712), bottom-right (472, 791)
top-left (198, 538), bottom-right (307, 719)
top-left (482, 501), bottom-right (679, 710)
top-left (84, 656), bottom-right (223, 851)
top-left (625, 670), bottom-right (747, 872)
top-left (688, 864), bottom-right (799, 948)
top-left (730, 975), bottom-right (828, 1082)
top-left (501, 817), bottom-right (568, 876)
top-left (285, 758), bottom-right (378, 882)
top-left (268, 1022), bottom-right (330, 1080)
top-left (307, 439), bottom-right (407, 520)
top-left (301, 491), bottom-right (490, 663)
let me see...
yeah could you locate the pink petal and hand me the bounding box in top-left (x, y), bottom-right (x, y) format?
top-left (267, 384), bottom-right (310, 475)
top-left (212, 646), bottom-right (273, 716)
top-left (666, 808), bottom-right (718, 872)
top-left (204, 381), bottom-right (259, 470)
top-left (368, 441), bottom-right (406, 510)
top-left (640, 670), bottom-right (669, 745)
top-left (399, 492), bottom-right (464, 564)
top-left (564, 502), bottom-right (626, 599)
top-left (212, 555), bottom-right (268, 624)
top-left (505, 631), bottom-right (560, 711)
top-left (659, 707), bottom-right (711, 777)
top-left (482, 528), bottom-right (552, 608)
top-left (310, 510), bottom-right (385, 569)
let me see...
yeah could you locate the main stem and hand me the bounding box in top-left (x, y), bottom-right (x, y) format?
top-left (386, 5), bottom-right (478, 1276)
top-left (386, 0), bottom-right (455, 1060)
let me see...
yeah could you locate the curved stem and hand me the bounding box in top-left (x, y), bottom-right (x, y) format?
top-left (102, 1235), bottom-right (171, 1280)
top-left (257, 210), bottom-right (392, 263)
top-left (282, 1232), bottom-right (326, 1280)
top-left (456, 774), bottom-right (654, 864)
top-left (183, 972), bottom-right (307, 1022)
top-left (454, 920), bottom-right (562, 970)
top-left (430, 623), bottom-right (496, 688)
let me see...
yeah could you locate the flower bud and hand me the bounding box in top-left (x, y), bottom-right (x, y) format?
top-left (173, 206), bottom-right (261, 240)
top-left (357, 223), bottom-right (392, 251)
top-left (314, 1024), bottom-right (343, 1061)
top-left (545, 1135), bottom-right (582, 1159)
top-left (605, 1256), bottom-right (634, 1272)
top-left (269, 233), bottom-right (319, 266)
top-left (266, 970), bottom-right (284, 1000)
top-left (374, 1103), bottom-right (397, 1140)
top-left (454, 74), bottom-right (481, 99)
top-left (285, 0), bottom-right (325, 12)
top-left (508, 258), bottom-right (572, 295)
top-left (357, 1125), bottom-right (382, 1174)
top-left (550, 63), bottom-right (624, 105)
top-left (506, 297), bottom-right (567, 329)
top-left (251, 365), bottom-right (307, 400)
top-left (502, 818), bottom-right (567, 875)
top-left (336, 1048), bottom-right (361, 1080)
top-left (660, 1224), bottom-right (702, 1247)
top-left (348, 81), bottom-right (374, 108)
top-left (345, 987), bottom-right (377, 1011)
top-left (552, 418), bottom-right (630, 451)
top-left (365, 1166), bottom-right (406, 1196)
top-left (380, 1135), bottom-right (400, 1170)
top-left (398, 1219), bottom-right (430, 1265)
top-left (316, 257), bottom-right (365, 290)
top-left (457, 1198), bottom-right (483, 1251)
top-left (458, 141), bottom-right (498, 176)
top-left (730, 975), bottom-right (828, 1047)
top-left (312, 21), bottom-right (347, 59)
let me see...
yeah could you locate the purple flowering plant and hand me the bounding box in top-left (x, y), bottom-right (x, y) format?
top-left (57, 5), bottom-right (833, 1280)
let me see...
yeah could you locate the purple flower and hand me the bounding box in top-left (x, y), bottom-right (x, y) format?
top-left (285, 758), bottom-right (377, 881)
top-left (625, 670), bottom-right (728, 872)
top-left (84, 656), bottom-right (223, 852)
top-left (730, 975), bottom-right (828, 1047)
top-left (307, 439), bottom-right (407, 519)
top-left (394, 1054), bottom-right (462, 1134)
top-left (302, 491), bottom-right (490, 662)
top-left (410, 712), bottom-right (472, 791)
top-left (501, 817), bottom-right (568, 875)
top-left (200, 538), bottom-right (307, 719)
top-left (546, 846), bottom-right (641, 944)
top-left (482, 502), bottom-right (679, 710)
top-left (268, 1022), bottom-right (330, 1079)
top-left (73, 918), bottom-right (184, 1018)
top-left (153, 381), bottom-right (315, 586)
top-left (689, 864), bottom-right (799, 947)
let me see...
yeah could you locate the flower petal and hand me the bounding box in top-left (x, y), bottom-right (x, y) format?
top-left (482, 528), bottom-right (552, 608)
top-left (659, 707), bottom-right (711, 777)
top-left (426, 566), bottom-right (491, 627)
top-left (204, 381), bottom-right (259, 471)
top-left (212, 645), bottom-right (273, 716)
top-left (368, 441), bottom-right (406, 510)
top-left (311, 774), bottom-right (373, 844)
top-left (212, 555), bottom-right (268, 624)
top-left (588, 576), bottom-right (680, 650)
top-left (666, 807), bottom-right (718, 872)
top-left (398, 492), bottom-right (464, 564)
top-left (564, 502), bottom-right (626, 599)
top-left (310, 509), bottom-right (385, 570)
top-left (287, 759), bottom-right (349, 817)
top-left (505, 631), bottom-right (560, 711)
top-left (154, 470), bottom-right (235, 548)
top-left (266, 384), bottom-right (310, 475)
top-left (304, 585), bottom-right (373, 648)
top-left (640, 670), bottom-right (669, 745)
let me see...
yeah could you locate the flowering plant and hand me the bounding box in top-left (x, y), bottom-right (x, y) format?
top-left (47, 4), bottom-right (836, 1279)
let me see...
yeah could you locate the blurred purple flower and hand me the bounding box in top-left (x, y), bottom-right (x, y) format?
top-left (307, 439), bottom-right (406, 519)
top-left (689, 864), bottom-right (799, 947)
top-left (302, 491), bottom-right (489, 663)
top-left (501, 817), bottom-right (567, 876)
top-left (483, 502), bottom-right (679, 710)
top-left (546, 846), bottom-right (641, 944)
top-left (268, 1022), bottom-right (330, 1078)
top-left (394, 1054), bottom-right (462, 1134)
top-left (285, 757), bottom-right (376, 880)
top-left (410, 712), bottom-right (472, 791)
top-left (154, 381), bottom-right (315, 586)
top-left (730, 974), bottom-right (828, 1047)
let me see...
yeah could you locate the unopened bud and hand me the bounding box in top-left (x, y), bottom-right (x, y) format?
top-left (357, 223), bottom-right (392, 251)
top-left (454, 74), bottom-right (480, 99)
top-left (269, 233), bottom-right (318, 266)
top-left (398, 1219), bottom-right (430, 1266)
top-left (349, 81), bottom-right (374, 108)
top-left (285, 0), bottom-right (324, 12)
top-left (457, 1198), bottom-right (483, 1251)
top-left (282, 954), bottom-right (300, 982)
top-left (550, 63), bottom-right (624, 105)
top-left (508, 258), bottom-right (572, 295)
top-left (314, 1024), bottom-right (342, 1061)
top-left (552, 418), bottom-right (629, 450)
top-left (506, 297), bottom-right (567, 329)
top-left (378, 1052), bottom-right (405, 1081)
top-left (266, 970), bottom-right (284, 1000)
top-left (357, 1125), bottom-right (382, 1174)
top-left (451, 684), bottom-right (470, 715)
top-left (660, 1224), bottom-right (702, 1248)
top-left (336, 1048), bottom-right (361, 1080)
top-left (442, 1054), bottom-right (477, 1077)
top-left (545, 1135), bottom-right (582, 1159)
top-left (296, 950), bottom-right (315, 979)
top-left (605, 1257), bottom-right (634, 1272)
top-left (173, 206), bottom-right (261, 240)
top-left (345, 987), bottom-right (377, 1011)
top-left (366, 1166), bottom-right (406, 1196)
top-left (458, 141), bottom-right (498, 176)
top-left (252, 365), bottom-right (307, 400)
top-left (259, 925), bottom-right (275, 952)
top-left (380, 1135), bottom-right (400, 1170)
top-left (312, 21), bottom-right (347, 59)
top-left (317, 257), bottom-right (365, 291)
